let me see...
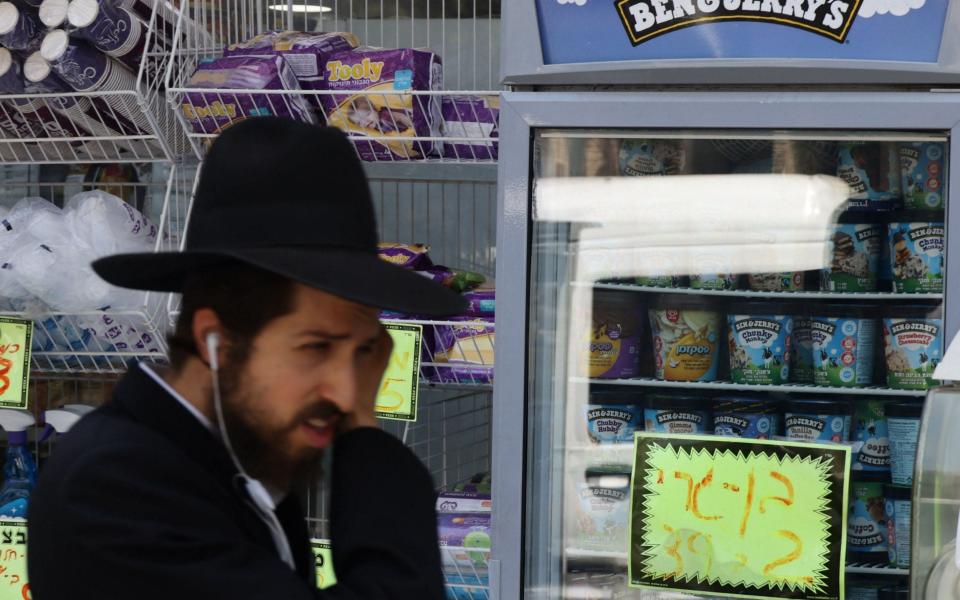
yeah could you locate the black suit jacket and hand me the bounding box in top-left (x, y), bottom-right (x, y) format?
top-left (27, 365), bottom-right (445, 599)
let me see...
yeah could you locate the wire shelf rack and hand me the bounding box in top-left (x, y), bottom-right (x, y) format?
top-left (0, 163), bottom-right (195, 374)
top-left (0, 1), bottom-right (205, 163)
top-left (166, 0), bottom-right (501, 162)
top-left (384, 318), bottom-right (494, 387)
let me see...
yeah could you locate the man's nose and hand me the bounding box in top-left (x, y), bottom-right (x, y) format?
top-left (321, 357), bottom-right (357, 413)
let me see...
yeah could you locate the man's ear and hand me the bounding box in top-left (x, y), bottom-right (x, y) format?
top-left (192, 308), bottom-right (225, 368)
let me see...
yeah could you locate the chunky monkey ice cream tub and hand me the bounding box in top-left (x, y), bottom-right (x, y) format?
top-left (889, 220), bottom-right (944, 294)
top-left (727, 306), bottom-right (793, 385)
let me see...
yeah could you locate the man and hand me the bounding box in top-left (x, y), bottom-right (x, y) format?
top-left (27, 118), bottom-right (467, 599)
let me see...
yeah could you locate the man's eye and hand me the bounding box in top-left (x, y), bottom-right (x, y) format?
top-left (305, 342), bottom-right (331, 352)
top-left (357, 344), bottom-right (374, 356)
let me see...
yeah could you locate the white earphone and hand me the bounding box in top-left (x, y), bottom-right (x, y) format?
top-left (206, 332), bottom-right (220, 371)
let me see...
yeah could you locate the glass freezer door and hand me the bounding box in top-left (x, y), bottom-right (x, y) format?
top-left (525, 131), bottom-right (948, 599)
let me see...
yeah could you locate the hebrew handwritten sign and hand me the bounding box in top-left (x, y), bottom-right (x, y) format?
top-left (375, 323), bottom-right (422, 422)
top-left (0, 319), bottom-right (31, 410)
top-left (629, 433), bottom-right (849, 600)
top-left (310, 539), bottom-right (336, 590)
top-left (0, 519), bottom-right (28, 600)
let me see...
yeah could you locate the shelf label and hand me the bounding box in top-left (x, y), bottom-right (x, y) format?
top-left (0, 519), bottom-right (28, 600)
top-left (375, 323), bottom-right (422, 422)
top-left (310, 539), bottom-right (336, 590)
top-left (628, 433), bottom-right (849, 600)
top-left (0, 320), bottom-right (31, 410)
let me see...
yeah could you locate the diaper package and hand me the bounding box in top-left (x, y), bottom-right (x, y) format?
top-left (224, 31), bottom-right (358, 108)
top-left (322, 47), bottom-right (442, 160)
top-left (182, 55), bottom-right (315, 134)
top-left (441, 95), bottom-right (499, 160)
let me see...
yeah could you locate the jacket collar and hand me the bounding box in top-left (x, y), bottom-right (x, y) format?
top-left (110, 363), bottom-right (316, 579)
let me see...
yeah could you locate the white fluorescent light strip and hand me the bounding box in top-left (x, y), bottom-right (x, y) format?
top-left (267, 3), bottom-right (331, 12)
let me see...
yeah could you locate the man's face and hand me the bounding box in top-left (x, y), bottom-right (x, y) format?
top-left (217, 283), bottom-right (382, 488)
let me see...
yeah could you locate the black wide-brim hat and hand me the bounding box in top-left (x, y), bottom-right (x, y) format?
top-left (93, 118), bottom-right (467, 316)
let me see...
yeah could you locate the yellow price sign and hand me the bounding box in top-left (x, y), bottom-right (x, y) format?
top-left (375, 323), bottom-right (422, 422)
top-left (0, 319), bottom-right (30, 410)
top-left (629, 433), bottom-right (850, 600)
top-left (0, 519), bottom-right (29, 600)
top-left (310, 539), bottom-right (336, 590)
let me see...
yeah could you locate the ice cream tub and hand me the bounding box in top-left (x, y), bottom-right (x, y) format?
top-left (712, 397), bottom-right (780, 439)
top-left (574, 466), bottom-right (631, 552)
top-left (784, 400), bottom-right (851, 443)
top-left (883, 314), bottom-right (942, 390)
top-left (848, 471), bottom-right (889, 561)
top-left (889, 221), bottom-right (944, 293)
top-left (791, 316), bottom-right (815, 384)
top-left (618, 139), bottom-right (686, 176)
top-left (852, 399), bottom-right (890, 473)
top-left (811, 308), bottom-right (877, 388)
top-left (899, 142), bottom-right (945, 210)
top-left (589, 291), bottom-right (642, 379)
top-left (838, 142), bottom-right (902, 211)
top-left (644, 394), bottom-right (710, 434)
top-left (690, 273), bottom-right (738, 291)
top-left (727, 309), bottom-right (792, 385)
top-left (821, 223), bottom-right (883, 292)
top-left (648, 301), bottom-right (720, 382)
top-left (746, 272), bottom-right (804, 292)
top-left (585, 404), bottom-right (642, 445)
top-left (886, 402), bottom-right (922, 486)
top-left (884, 484), bottom-right (911, 569)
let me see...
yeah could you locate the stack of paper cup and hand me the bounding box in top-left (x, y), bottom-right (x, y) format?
top-left (67, 0), bottom-right (147, 72)
top-left (38, 0), bottom-right (69, 29)
top-left (40, 29), bottom-right (154, 138)
top-left (0, 2), bottom-right (43, 52)
top-left (0, 48), bottom-right (85, 144)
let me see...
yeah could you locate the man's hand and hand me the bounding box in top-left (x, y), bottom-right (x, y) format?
top-left (341, 324), bottom-right (393, 432)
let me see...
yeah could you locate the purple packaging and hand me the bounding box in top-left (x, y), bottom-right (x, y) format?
top-left (438, 513), bottom-right (491, 548)
top-left (463, 289), bottom-right (494, 317)
top-left (224, 30), bottom-right (358, 110)
top-left (431, 317), bottom-right (494, 384)
top-left (437, 491), bottom-right (491, 514)
top-left (0, 3), bottom-right (43, 52)
top-left (182, 55), bottom-right (315, 135)
top-left (441, 95), bottom-right (498, 160)
top-left (377, 243), bottom-right (433, 269)
top-left (322, 47), bottom-right (442, 160)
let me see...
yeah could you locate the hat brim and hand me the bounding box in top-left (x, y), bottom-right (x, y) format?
top-left (92, 248), bottom-right (469, 317)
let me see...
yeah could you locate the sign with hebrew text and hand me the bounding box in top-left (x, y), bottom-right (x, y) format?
top-left (0, 519), bottom-right (28, 600)
top-left (629, 433), bottom-right (849, 600)
top-left (0, 319), bottom-right (31, 410)
top-left (310, 539), bottom-right (336, 590)
top-left (375, 323), bottom-right (422, 422)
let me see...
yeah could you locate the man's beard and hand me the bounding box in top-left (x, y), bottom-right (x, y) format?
top-left (215, 346), bottom-right (324, 491)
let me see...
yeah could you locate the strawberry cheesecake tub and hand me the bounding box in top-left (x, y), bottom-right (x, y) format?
top-left (882, 306), bottom-right (943, 390)
top-left (648, 298), bottom-right (721, 382)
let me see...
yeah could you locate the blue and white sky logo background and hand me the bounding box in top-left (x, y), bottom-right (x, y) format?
top-left (536, 0), bottom-right (948, 63)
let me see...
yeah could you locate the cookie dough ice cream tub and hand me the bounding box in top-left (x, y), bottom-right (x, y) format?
top-left (852, 399), bottom-right (890, 473)
top-left (589, 291), bottom-right (643, 379)
top-left (886, 402), bottom-right (922, 486)
top-left (889, 220), bottom-right (944, 293)
top-left (821, 223), bottom-right (883, 292)
top-left (791, 316), bottom-right (815, 384)
top-left (837, 142), bottom-right (902, 211)
top-left (848, 471), bottom-right (890, 563)
top-left (644, 394), bottom-right (710, 434)
top-left (649, 300), bottom-right (720, 382)
top-left (784, 400), bottom-right (851, 443)
top-left (727, 307), bottom-right (792, 385)
top-left (883, 311), bottom-right (943, 390)
top-left (899, 142), bottom-right (945, 210)
top-left (811, 307), bottom-right (877, 388)
top-left (712, 397), bottom-right (780, 439)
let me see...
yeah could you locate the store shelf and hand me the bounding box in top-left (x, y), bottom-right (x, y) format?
top-left (443, 546), bottom-right (491, 600)
top-left (383, 316), bottom-right (494, 388)
top-left (582, 377), bottom-right (928, 397)
top-left (591, 282), bottom-right (943, 302)
top-left (845, 562), bottom-right (909, 576)
top-left (0, 1), bottom-right (203, 163)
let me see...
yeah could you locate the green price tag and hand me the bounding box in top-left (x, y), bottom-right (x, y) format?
top-left (628, 433), bottom-right (850, 600)
top-left (310, 539), bottom-right (336, 590)
top-left (375, 323), bottom-right (422, 422)
top-left (0, 319), bottom-right (31, 410)
top-left (0, 519), bottom-right (29, 600)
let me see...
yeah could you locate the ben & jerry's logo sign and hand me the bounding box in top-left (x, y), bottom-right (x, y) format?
top-left (615, 0), bottom-right (864, 45)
